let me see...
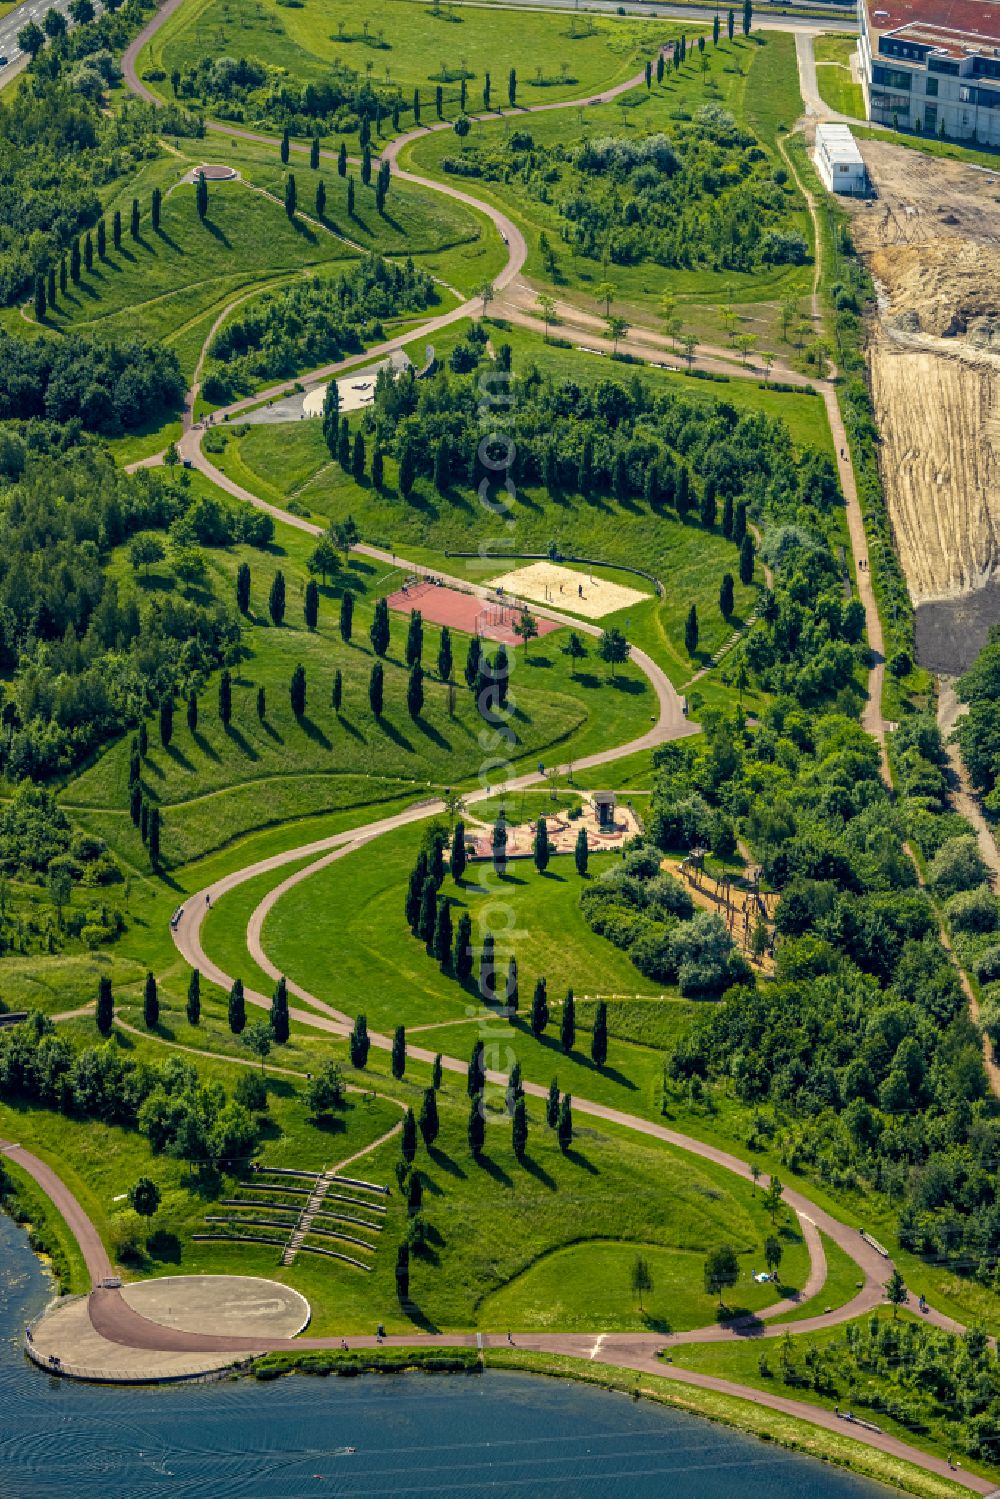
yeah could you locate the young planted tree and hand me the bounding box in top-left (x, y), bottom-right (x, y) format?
top-left (129, 1177), bottom-right (161, 1218)
top-left (468, 1038), bottom-right (485, 1097)
top-left (704, 1245), bottom-right (739, 1307)
top-left (719, 572), bottom-right (735, 619)
top-left (764, 1235), bottom-right (783, 1281)
top-left (512, 1096), bottom-right (528, 1161)
top-left (290, 663), bottom-right (306, 718)
top-left (468, 1092), bottom-right (485, 1159)
top-left (401, 1106), bottom-right (417, 1162)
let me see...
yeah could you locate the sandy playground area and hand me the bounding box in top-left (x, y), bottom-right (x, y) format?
top-left (488, 562), bottom-right (649, 620)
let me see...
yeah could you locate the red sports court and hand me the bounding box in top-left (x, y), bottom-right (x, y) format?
top-left (384, 576), bottom-right (560, 646)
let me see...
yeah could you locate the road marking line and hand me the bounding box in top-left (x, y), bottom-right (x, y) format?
top-left (589, 1334), bottom-right (605, 1360)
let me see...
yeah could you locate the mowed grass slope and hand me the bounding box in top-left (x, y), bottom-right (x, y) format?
top-left (0, 1017), bottom-right (808, 1333)
top-left (813, 34), bottom-right (865, 119)
top-left (60, 525), bottom-right (654, 867)
top-left (260, 825), bottom-right (698, 1030)
top-left (142, 0), bottom-right (668, 121)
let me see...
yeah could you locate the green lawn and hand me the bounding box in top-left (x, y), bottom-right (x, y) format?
top-left (140, 0), bottom-right (669, 127)
top-left (59, 514), bottom-right (654, 868)
top-left (813, 35), bottom-right (864, 119)
top-left (260, 825), bottom-right (691, 1030)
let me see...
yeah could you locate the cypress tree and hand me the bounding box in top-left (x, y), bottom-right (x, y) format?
top-left (362, 142), bottom-right (372, 186)
top-left (236, 561), bottom-right (251, 614)
top-left (59, 256), bottom-right (67, 294)
top-left (130, 780), bottom-right (143, 827)
top-left (436, 84), bottom-right (443, 117)
top-left (352, 428), bottom-right (365, 481)
top-left (187, 968), bottom-right (201, 1026)
top-left (432, 1054), bottom-right (443, 1090)
top-left (159, 696), bottom-right (173, 748)
top-left (479, 932), bottom-right (495, 1003)
top-left (739, 532), bottom-right (755, 585)
top-left (464, 634), bottom-right (482, 689)
top-left (148, 805), bottom-right (161, 867)
top-left (140, 799), bottom-right (149, 844)
top-left (412, 86), bottom-right (420, 123)
top-left (561, 988), bottom-right (575, 1053)
top-left (685, 604), bottom-right (699, 656)
top-left (304, 579), bottom-right (319, 629)
top-left (419, 1086), bottom-right (439, 1145)
top-left (438, 625), bottom-right (452, 681)
top-left (33, 277), bottom-right (45, 323)
top-left (96, 975), bottom-right (114, 1036)
top-left (512, 1096), bottom-right (528, 1160)
top-left (113, 209), bottom-right (122, 249)
top-left (468, 1091), bottom-right (485, 1158)
top-left (280, 127), bottom-right (290, 163)
top-left (428, 829), bottom-right (446, 889)
top-left (130, 197), bottom-right (140, 239)
top-left (187, 691), bottom-right (198, 734)
top-left (332, 669), bottom-right (343, 713)
top-left (196, 171), bottom-right (208, 221)
top-left (546, 1078), bottom-right (560, 1127)
top-left (557, 1093), bottom-right (573, 1151)
top-left (720, 572), bottom-right (735, 618)
top-left (591, 1000), bottom-right (608, 1067)
top-left (219, 668), bottom-right (232, 725)
top-left (449, 820), bottom-right (466, 883)
top-left (733, 500), bottom-right (748, 546)
top-left (97, 218), bottom-right (106, 258)
top-left (290, 663), bottom-right (306, 717)
top-left (721, 491), bottom-right (734, 540)
top-left (268, 569), bottom-right (286, 625)
top-left (83, 232), bottom-right (93, 272)
top-left (406, 608), bottom-right (423, 667)
top-left (70, 238), bottom-right (81, 283)
top-left (151, 186), bottom-right (161, 231)
top-left (433, 898), bottom-right (453, 967)
top-left (143, 971), bottom-right (158, 1029)
top-left (507, 66), bottom-right (517, 106)
top-left (676, 465), bottom-right (691, 516)
top-left (505, 955), bottom-right (519, 1018)
top-left (468, 1038), bottom-right (484, 1097)
top-left (531, 977), bottom-right (549, 1037)
top-left (316, 179), bottom-right (326, 218)
top-left (370, 596), bottom-right (390, 657)
top-left (350, 1013), bottom-right (370, 1067)
top-left (533, 816), bottom-right (550, 874)
top-left (228, 977), bottom-right (246, 1034)
top-left (339, 588), bottom-right (354, 643)
top-left (454, 911), bottom-right (473, 982)
top-left (271, 975), bottom-right (290, 1043)
top-left (406, 663), bottom-right (424, 719)
top-left (338, 142), bottom-right (347, 176)
top-left (138, 721), bottom-right (148, 757)
top-left (369, 661), bottom-right (384, 717)
top-left (371, 446), bottom-right (384, 490)
top-left (700, 477), bottom-right (717, 529)
top-left (284, 173), bottom-right (297, 218)
top-left (574, 827), bottom-right (589, 877)
top-left (396, 1242), bottom-right (410, 1300)
top-left (400, 1105), bottom-right (417, 1162)
top-left (418, 875), bottom-right (437, 951)
top-left (310, 135), bottom-right (320, 168)
top-left (407, 1172), bottom-right (422, 1215)
top-left (392, 1024), bottom-right (407, 1080)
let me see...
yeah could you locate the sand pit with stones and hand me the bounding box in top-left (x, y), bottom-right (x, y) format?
top-left (488, 562), bottom-right (649, 619)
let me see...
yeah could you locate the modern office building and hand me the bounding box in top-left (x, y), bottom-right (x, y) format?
top-left (858, 0), bottom-right (1000, 146)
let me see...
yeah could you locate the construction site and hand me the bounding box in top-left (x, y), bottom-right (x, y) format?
top-left (845, 139), bottom-right (1000, 673)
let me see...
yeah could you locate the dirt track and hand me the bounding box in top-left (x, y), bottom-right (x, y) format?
top-left (845, 142), bottom-right (1000, 660)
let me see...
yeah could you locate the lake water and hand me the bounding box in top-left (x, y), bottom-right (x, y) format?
top-left (0, 1214), bottom-right (899, 1498)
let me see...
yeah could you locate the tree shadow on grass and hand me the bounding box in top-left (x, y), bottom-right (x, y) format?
top-left (223, 722), bottom-right (260, 760)
top-left (427, 1145), bottom-right (467, 1180)
top-left (155, 226), bottom-right (182, 253)
top-left (298, 714), bottom-right (331, 750)
top-left (337, 714), bottom-right (366, 744)
top-left (476, 1153), bottom-right (512, 1188)
top-left (191, 729), bottom-right (222, 762)
top-left (165, 742), bottom-right (195, 772)
top-left (609, 676), bottom-right (645, 695)
top-left (402, 1298), bottom-right (440, 1334)
top-left (377, 716), bottom-right (414, 753)
top-left (520, 1154), bottom-right (557, 1190)
top-left (259, 718), bottom-right (283, 743)
top-left (200, 218), bottom-right (232, 249)
top-left (414, 716), bottom-right (451, 751)
top-left (562, 1146), bottom-right (599, 1176)
top-left (147, 1229), bottom-right (182, 1263)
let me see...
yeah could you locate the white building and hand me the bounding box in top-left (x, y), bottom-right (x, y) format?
top-left (858, 0), bottom-right (1000, 147)
top-left (814, 122), bottom-right (870, 193)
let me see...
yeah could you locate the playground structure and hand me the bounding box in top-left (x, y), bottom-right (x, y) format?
top-left (464, 792), bottom-right (642, 860)
top-left (671, 852), bottom-right (776, 969)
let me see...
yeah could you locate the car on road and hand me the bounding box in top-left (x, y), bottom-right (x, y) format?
top-left (0, 57), bottom-right (8, 68)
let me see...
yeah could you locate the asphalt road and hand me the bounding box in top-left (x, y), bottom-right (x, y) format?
top-left (0, 0), bottom-right (102, 86)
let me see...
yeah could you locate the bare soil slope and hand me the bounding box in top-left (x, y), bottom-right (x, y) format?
top-left (845, 142), bottom-right (1000, 660)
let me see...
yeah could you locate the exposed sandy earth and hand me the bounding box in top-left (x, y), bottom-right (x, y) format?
top-left (844, 142), bottom-right (1000, 650)
top-left (488, 561), bottom-right (649, 619)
